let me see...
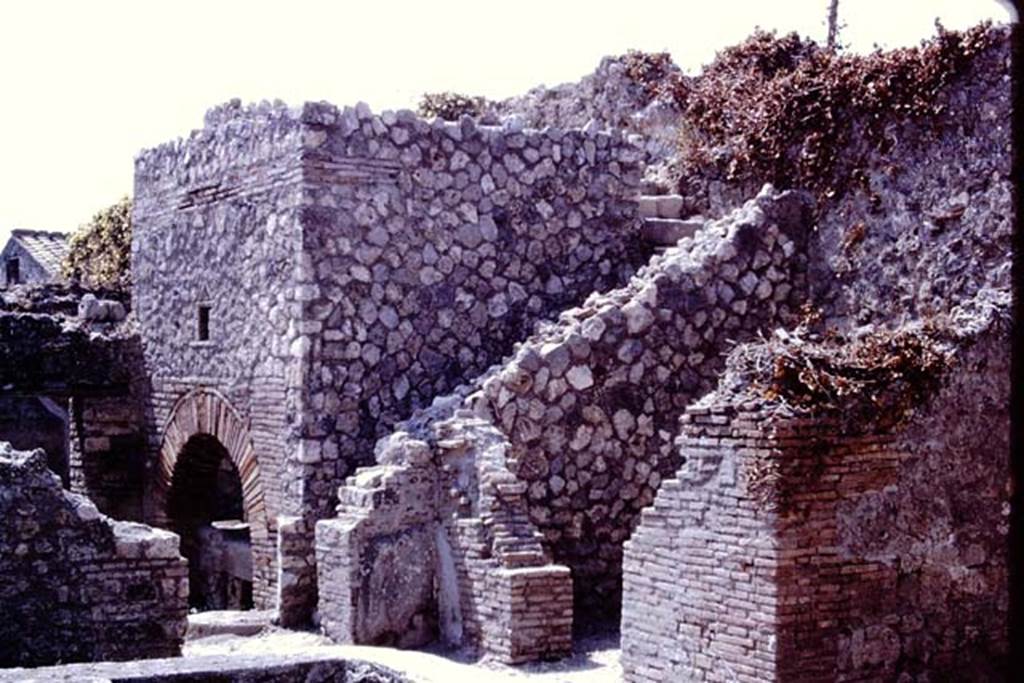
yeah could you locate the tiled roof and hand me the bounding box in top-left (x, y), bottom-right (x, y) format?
top-left (8, 229), bottom-right (70, 277)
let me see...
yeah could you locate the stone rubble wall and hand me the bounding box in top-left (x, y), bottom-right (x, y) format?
top-left (126, 26), bottom-right (1012, 645)
top-left (620, 292), bottom-right (1010, 681)
top-left (133, 100), bottom-right (646, 624)
top-left (465, 186), bottom-right (809, 618)
top-left (289, 102), bottom-right (645, 625)
top-left (344, 186), bottom-right (812, 632)
top-left (679, 31), bottom-right (1012, 331)
top-left (294, 101), bottom-right (645, 518)
top-left (490, 54), bottom-right (683, 176)
top-left (0, 311), bottom-right (136, 395)
top-left (0, 443), bottom-right (188, 667)
top-left (133, 99), bottom-right (304, 523)
top-left (499, 31), bottom-right (1012, 330)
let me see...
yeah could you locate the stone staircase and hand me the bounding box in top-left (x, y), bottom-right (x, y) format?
top-left (636, 194), bottom-right (704, 250)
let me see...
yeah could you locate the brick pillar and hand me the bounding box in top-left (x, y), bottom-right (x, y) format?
top-left (624, 398), bottom-right (1008, 681)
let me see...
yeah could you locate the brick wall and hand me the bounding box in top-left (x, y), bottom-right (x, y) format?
top-left (69, 393), bottom-right (146, 521)
top-left (622, 402), bottom-right (780, 681)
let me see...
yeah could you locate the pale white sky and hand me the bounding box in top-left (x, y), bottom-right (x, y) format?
top-left (0, 0), bottom-right (1014, 244)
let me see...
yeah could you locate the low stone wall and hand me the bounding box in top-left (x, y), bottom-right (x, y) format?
top-left (0, 443), bottom-right (188, 667)
top-left (0, 311), bottom-right (136, 396)
top-left (0, 653), bottom-right (409, 682)
top-left (620, 293), bottom-right (1010, 681)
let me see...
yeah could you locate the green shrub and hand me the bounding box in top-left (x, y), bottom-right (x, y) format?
top-left (62, 196), bottom-right (132, 290)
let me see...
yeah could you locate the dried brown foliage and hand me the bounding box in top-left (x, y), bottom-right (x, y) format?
top-left (417, 92), bottom-right (491, 121)
top-left (621, 50), bottom-right (686, 105)
top-left (665, 22), bottom-right (998, 199)
top-left (840, 221), bottom-right (867, 254)
top-left (749, 321), bottom-right (951, 430)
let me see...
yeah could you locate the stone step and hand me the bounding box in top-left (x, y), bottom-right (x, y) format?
top-left (641, 217), bottom-right (704, 246)
top-left (637, 194), bottom-right (686, 219)
top-left (186, 609), bottom-right (274, 639)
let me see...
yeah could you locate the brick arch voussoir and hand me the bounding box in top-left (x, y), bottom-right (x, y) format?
top-left (155, 389), bottom-right (268, 542)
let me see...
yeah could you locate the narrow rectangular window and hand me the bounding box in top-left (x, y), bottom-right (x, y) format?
top-left (5, 258), bottom-right (20, 285)
top-left (198, 304), bottom-right (211, 341)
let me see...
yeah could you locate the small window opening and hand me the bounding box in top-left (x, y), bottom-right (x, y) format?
top-left (198, 304), bottom-right (211, 341)
top-left (5, 258), bottom-right (20, 285)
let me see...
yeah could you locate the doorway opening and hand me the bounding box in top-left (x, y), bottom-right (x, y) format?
top-left (168, 434), bottom-right (253, 611)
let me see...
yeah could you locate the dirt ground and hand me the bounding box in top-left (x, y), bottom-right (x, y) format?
top-left (184, 626), bottom-right (622, 683)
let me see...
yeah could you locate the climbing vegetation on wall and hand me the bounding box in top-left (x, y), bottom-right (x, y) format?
top-left (734, 315), bottom-right (952, 432)
top-left (62, 196), bottom-right (133, 290)
top-left (622, 22), bottom-right (998, 200)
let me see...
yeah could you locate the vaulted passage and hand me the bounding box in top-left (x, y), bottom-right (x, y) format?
top-left (168, 434), bottom-right (253, 611)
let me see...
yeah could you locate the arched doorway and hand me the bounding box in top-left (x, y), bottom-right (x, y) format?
top-left (168, 433), bottom-right (252, 610)
top-left (152, 389), bottom-right (272, 611)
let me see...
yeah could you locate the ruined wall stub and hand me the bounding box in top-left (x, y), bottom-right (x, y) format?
top-left (317, 418), bottom-right (575, 663)
top-left (0, 443), bottom-right (188, 667)
top-left (0, 302), bottom-right (146, 521)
